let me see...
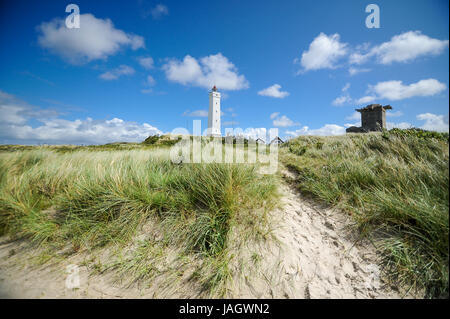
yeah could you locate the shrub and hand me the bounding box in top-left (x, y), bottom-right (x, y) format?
top-left (143, 135), bottom-right (160, 145)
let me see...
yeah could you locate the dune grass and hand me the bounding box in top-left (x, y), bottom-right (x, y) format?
top-left (0, 146), bottom-right (278, 296)
top-left (281, 131), bottom-right (449, 298)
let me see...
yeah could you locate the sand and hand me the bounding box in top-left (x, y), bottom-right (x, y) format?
top-left (229, 168), bottom-right (408, 298)
top-left (0, 166), bottom-right (415, 299)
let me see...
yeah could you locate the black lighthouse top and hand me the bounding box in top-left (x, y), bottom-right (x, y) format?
top-left (212, 85), bottom-right (218, 92)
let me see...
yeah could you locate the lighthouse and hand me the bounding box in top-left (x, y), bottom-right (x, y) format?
top-left (207, 85), bottom-right (221, 137)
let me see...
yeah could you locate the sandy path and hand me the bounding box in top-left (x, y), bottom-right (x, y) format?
top-left (0, 167), bottom-right (409, 299)
top-left (231, 167), bottom-right (405, 299)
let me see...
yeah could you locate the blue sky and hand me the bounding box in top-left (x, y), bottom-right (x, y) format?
top-left (0, 0), bottom-right (448, 144)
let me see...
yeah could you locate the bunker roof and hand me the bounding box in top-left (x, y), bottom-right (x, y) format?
top-left (356, 104), bottom-right (392, 112)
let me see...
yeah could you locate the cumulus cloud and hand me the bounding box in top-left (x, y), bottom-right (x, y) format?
top-left (37, 13), bottom-right (145, 64)
top-left (138, 56), bottom-right (154, 69)
top-left (417, 113), bottom-right (449, 132)
top-left (0, 90), bottom-right (161, 145)
top-left (369, 78), bottom-right (446, 100)
top-left (271, 113), bottom-right (298, 127)
top-left (350, 31), bottom-right (449, 65)
top-left (336, 78), bottom-right (447, 106)
top-left (99, 65), bottom-right (135, 80)
top-left (258, 84), bottom-right (289, 98)
top-left (286, 124), bottom-right (346, 136)
top-left (151, 4), bottom-right (169, 19)
top-left (298, 31), bottom-right (447, 73)
top-left (385, 113), bottom-right (448, 132)
top-left (163, 53), bottom-right (249, 90)
top-left (295, 33), bottom-right (348, 72)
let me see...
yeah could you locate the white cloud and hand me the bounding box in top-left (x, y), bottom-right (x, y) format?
top-left (182, 110), bottom-right (208, 117)
top-left (342, 83), bottom-right (350, 92)
top-left (385, 113), bottom-right (449, 132)
top-left (350, 31), bottom-right (449, 65)
top-left (349, 52), bottom-right (370, 65)
top-left (99, 65), bottom-right (135, 80)
top-left (342, 78), bottom-right (446, 106)
top-left (332, 95), bottom-right (352, 106)
top-left (145, 75), bottom-right (156, 86)
top-left (270, 113), bottom-right (298, 127)
top-left (0, 90), bottom-right (59, 125)
top-left (344, 122), bottom-right (361, 128)
top-left (369, 78), bottom-right (447, 100)
top-left (258, 84), bottom-right (289, 98)
top-left (141, 75), bottom-right (156, 94)
top-left (332, 83), bottom-right (353, 106)
top-left (151, 4), bottom-right (169, 19)
top-left (163, 53), bottom-right (249, 90)
top-left (37, 14), bottom-right (145, 64)
top-left (0, 91), bottom-right (161, 145)
top-left (286, 124), bottom-right (346, 136)
top-left (270, 112), bottom-right (280, 120)
top-left (348, 67), bottom-right (371, 76)
top-left (138, 56), bottom-right (154, 69)
top-left (2, 118), bottom-right (161, 145)
top-left (295, 33), bottom-right (348, 72)
top-left (356, 95), bottom-right (376, 104)
top-left (273, 115), bottom-right (298, 127)
top-left (417, 113), bottom-right (449, 132)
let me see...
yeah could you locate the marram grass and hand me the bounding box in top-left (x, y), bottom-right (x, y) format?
top-left (0, 147), bottom-right (278, 296)
top-left (281, 132), bottom-right (449, 298)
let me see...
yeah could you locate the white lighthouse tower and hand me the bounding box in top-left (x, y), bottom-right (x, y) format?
top-left (207, 85), bottom-right (221, 137)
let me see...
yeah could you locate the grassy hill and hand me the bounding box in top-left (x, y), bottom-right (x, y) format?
top-left (0, 129), bottom-right (448, 298)
top-left (0, 145), bottom-right (278, 297)
top-left (280, 129), bottom-right (449, 298)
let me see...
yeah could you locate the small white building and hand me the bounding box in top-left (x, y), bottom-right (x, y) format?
top-left (270, 136), bottom-right (284, 145)
top-left (207, 86), bottom-right (221, 137)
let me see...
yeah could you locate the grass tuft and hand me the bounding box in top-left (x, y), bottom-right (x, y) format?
top-left (282, 131), bottom-right (449, 298)
top-left (0, 146), bottom-right (278, 296)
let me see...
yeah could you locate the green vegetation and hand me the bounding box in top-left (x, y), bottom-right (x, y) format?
top-left (384, 128), bottom-right (449, 142)
top-left (143, 134), bottom-right (181, 146)
top-left (0, 146), bottom-right (278, 296)
top-left (281, 131), bottom-right (449, 298)
top-left (2, 129), bottom-right (448, 298)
